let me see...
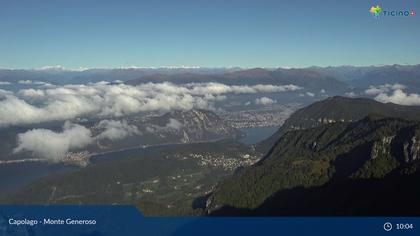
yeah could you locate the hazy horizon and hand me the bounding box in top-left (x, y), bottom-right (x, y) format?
top-left (2, 63), bottom-right (420, 71)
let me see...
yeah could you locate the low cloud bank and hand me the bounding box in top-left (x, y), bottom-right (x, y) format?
top-left (255, 97), bottom-right (276, 105)
top-left (365, 84), bottom-right (420, 106)
top-left (365, 83), bottom-right (406, 95)
top-left (13, 122), bottom-right (93, 162)
top-left (95, 119), bottom-right (141, 141)
top-left (14, 119), bottom-right (142, 161)
top-left (374, 89), bottom-right (420, 106)
top-left (0, 82), bottom-right (301, 127)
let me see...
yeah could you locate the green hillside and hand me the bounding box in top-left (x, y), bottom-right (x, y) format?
top-left (257, 96), bottom-right (420, 153)
top-left (5, 141), bottom-right (260, 216)
top-left (207, 116), bottom-right (420, 215)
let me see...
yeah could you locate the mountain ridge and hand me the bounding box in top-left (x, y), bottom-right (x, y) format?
top-left (206, 115), bottom-right (420, 215)
top-left (257, 96), bottom-right (420, 153)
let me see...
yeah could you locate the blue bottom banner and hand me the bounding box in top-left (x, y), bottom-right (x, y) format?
top-left (0, 205), bottom-right (419, 236)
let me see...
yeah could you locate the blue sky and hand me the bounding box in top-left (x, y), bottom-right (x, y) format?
top-left (1, 0), bottom-right (419, 68)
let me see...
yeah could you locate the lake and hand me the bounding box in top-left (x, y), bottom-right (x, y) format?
top-left (0, 162), bottom-right (77, 198)
top-left (238, 126), bottom-right (279, 145)
top-left (0, 131), bottom-right (275, 199)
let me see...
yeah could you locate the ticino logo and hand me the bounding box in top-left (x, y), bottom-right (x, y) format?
top-left (369, 5), bottom-right (415, 18)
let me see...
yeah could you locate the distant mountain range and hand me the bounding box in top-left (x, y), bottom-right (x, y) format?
top-left (0, 67), bottom-right (239, 85)
top-left (310, 64), bottom-right (420, 81)
top-left (2, 64), bottom-right (419, 92)
top-left (125, 68), bottom-right (348, 94)
top-left (310, 64), bottom-right (420, 92)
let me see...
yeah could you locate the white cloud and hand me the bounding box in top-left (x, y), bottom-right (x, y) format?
top-left (365, 83), bottom-right (406, 95)
top-left (255, 97), bottom-right (276, 105)
top-left (95, 119), bottom-right (141, 141)
top-left (13, 119), bottom-right (143, 161)
top-left (165, 118), bottom-right (183, 130)
top-left (18, 80), bottom-right (34, 85)
top-left (306, 92), bottom-right (315, 97)
top-left (17, 80), bottom-right (51, 86)
top-left (0, 82), bottom-right (302, 127)
top-left (34, 65), bottom-right (89, 72)
top-left (13, 122), bottom-right (93, 162)
top-left (0, 81), bottom-right (11, 85)
top-left (18, 89), bottom-right (45, 98)
top-left (366, 83), bottom-right (420, 106)
top-left (375, 89), bottom-right (420, 106)
top-left (0, 89), bottom-right (13, 97)
top-left (36, 65), bottom-right (67, 71)
top-left (345, 92), bottom-right (357, 97)
top-left (188, 82), bottom-right (301, 95)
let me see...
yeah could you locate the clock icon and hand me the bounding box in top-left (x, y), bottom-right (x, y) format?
top-left (384, 222), bottom-right (393, 232)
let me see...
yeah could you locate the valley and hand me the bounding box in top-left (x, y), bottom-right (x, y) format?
top-left (1, 65), bottom-right (420, 216)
